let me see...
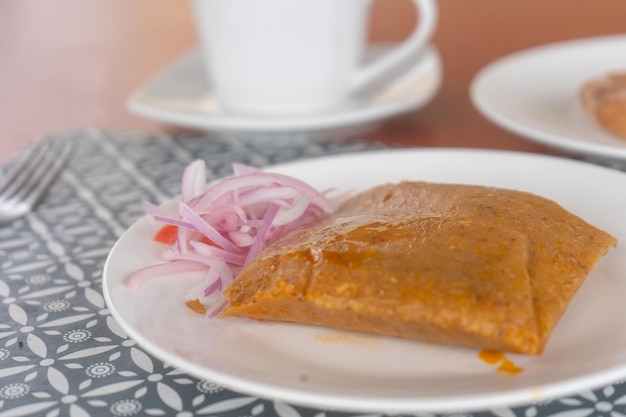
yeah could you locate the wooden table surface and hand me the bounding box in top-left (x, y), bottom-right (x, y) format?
top-left (1, 0), bottom-right (625, 162)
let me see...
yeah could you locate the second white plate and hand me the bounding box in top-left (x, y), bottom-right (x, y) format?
top-left (103, 149), bottom-right (626, 414)
top-left (471, 35), bottom-right (626, 163)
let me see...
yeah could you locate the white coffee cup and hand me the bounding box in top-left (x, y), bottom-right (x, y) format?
top-left (191, 0), bottom-right (437, 116)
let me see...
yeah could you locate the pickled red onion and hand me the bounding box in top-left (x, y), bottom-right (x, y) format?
top-left (127, 160), bottom-right (334, 316)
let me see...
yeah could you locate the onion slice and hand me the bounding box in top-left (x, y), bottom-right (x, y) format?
top-left (127, 161), bottom-right (335, 317)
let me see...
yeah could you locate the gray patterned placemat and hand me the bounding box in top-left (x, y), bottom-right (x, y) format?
top-left (0, 128), bottom-right (624, 417)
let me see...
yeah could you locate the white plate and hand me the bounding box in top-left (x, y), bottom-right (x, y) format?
top-left (471, 35), bottom-right (626, 164)
top-left (103, 149), bottom-right (626, 413)
top-left (127, 44), bottom-right (441, 134)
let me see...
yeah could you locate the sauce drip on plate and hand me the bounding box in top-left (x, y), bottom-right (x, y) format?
top-left (479, 349), bottom-right (523, 376)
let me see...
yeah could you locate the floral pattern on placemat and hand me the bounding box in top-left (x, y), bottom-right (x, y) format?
top-left (0, 128), bottom-right (624, 417)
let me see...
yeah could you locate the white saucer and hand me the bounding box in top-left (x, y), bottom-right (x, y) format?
top-left (127, 44), bottom-right (442, 134)
top-left (470, 35), bottom-right (626, 164)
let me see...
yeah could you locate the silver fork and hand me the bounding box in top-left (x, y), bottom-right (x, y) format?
top-left (0, 137), bottom-right (72, 223)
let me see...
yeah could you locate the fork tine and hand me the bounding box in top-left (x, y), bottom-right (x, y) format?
top-left (10, 139), bottom-right (71, 207)
top-left (21, 141), bottom-right (71, 206)
top-left (0, 139), bottom-right (54, 200)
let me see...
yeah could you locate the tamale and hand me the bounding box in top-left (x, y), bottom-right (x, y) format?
top-left (222, 182), bottom-right (617, 354)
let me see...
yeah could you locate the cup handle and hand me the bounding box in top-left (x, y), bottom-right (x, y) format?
top-left (350, 0), bottom-right (437, 92)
